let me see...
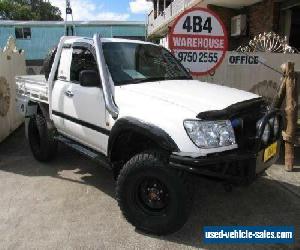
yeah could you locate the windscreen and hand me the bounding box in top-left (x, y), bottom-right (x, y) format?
top-left (102, 42), bottom-right (192, 86)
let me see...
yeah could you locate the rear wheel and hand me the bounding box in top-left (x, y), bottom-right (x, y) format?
top-left (27, 114), bottom-right (57, 162)
top-left (116, 151), bottom-right (194, 235)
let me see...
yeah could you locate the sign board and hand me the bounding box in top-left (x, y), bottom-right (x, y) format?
top-left (169, 8), bottom-right (228, 76)
top-left (228, 53), bottom-right (264, 65)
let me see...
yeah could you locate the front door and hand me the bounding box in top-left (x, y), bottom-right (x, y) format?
top-left (51, 43), bottom-right (109, 154)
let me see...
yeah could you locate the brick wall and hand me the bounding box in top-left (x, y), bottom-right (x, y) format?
top-left (207, 0), bottom-right (281, 50)
top-left (248, 0), bottom-right (280, 36)
top-left (207, 5), bottom-right (237, 36)
top-left (207, 4), bottom-right (246, 50)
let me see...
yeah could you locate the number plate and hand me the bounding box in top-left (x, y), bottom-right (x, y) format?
top-left (263, 142), bottom-right (277, 162)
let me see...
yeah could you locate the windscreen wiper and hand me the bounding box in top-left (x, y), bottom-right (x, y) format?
top-left (170, 76), bottom-right (193, 80)
top-left (118, 77), bottom-right (167, 85)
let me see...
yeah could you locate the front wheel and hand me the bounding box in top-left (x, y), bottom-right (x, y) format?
top-left (116, 151), bottom-right (194, 235)
top-left (27, 114), bottom-right (57, 162)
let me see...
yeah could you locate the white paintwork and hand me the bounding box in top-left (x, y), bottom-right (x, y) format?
top-left (16, 36), bottom-right (260, 158)
top-left (57, 48), bottom-right (72, 81)
top-left (52, 45), bottom-right (108, 153)
top-left (114, 80), bottom-right (258, 156)
top-left (52, 80), bottom-right (108, 153)
top-left (48, 36), bottom-right (71, 121)
top-left (115, 80), bottom-right (257, 114)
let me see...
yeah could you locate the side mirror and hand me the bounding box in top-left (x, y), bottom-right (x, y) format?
top-left (79, 70), bottom-right (101, 87)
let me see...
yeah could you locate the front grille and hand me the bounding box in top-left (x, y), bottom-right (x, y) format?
top-left (230, 100), bottom-right (268, 151)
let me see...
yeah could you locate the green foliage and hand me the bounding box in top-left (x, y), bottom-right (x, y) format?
top-left (0, 0), bottom-right (63, 21)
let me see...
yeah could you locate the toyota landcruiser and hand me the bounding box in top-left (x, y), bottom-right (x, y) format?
top-left (16, 34), bottom-right (283, 235)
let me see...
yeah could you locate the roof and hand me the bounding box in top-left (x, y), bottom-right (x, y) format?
top-left (101, 37), bottom-right (155, 45)
top-left (0, 20), bottom-right (145, 27)
top-left (64, 36), bottom-right (156, 46)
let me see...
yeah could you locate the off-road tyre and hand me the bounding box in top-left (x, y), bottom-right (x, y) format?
top-left (116, 151), bottom-right (194, 235)
top-left (28, 114), bottom-right (57, 162)
top-left (43, 47), bottom-right (57, 81)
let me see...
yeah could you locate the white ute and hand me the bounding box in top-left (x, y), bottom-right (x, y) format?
top-left (16, 34), bottom-right (283, 235)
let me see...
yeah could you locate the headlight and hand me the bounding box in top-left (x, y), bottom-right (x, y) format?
top-left (257, 119), bottom-right (270, 144)
top-left (183, 120), bottom-right (236, 148)
top-left (270, 117), bottom-right (280, 136)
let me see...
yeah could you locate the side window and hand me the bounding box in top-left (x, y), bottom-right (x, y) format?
top-left (15, 28), bottom-right (23, 39)
top-left (15, 27), bottom-right (31, 39)
top-left (70, 47), bottom-right (99, 82)
top-left (23, 28), bottom-right (31, 39)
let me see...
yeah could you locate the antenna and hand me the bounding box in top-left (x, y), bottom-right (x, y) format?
top-left (65, 0), bottom-right (76, 36)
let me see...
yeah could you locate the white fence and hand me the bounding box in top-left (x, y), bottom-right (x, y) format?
top-left (0, 37), bottom-right (26, 143)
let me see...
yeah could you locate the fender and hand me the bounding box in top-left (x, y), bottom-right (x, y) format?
top-left (108, 117), bottom-right (179, 160)
top-left (23, 101), bottom-right (48, 119)
top-left (38, 103), bottom-right (50, 120)
top-left (24, 102), bottom-right (56, 138)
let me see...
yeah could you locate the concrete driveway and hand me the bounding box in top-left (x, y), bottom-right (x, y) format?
top-left (0, 126), bottom-right (299, 250)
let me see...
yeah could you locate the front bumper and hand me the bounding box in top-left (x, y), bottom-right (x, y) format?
top-left (169, 140), bottom-right (281, 185)
top-left (170, 109), bottom-right (284, 185)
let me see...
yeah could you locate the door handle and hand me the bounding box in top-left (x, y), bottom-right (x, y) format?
top-left (65, 90), bottom-right (74, 97)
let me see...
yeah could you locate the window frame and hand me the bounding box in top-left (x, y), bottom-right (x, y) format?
top-left (56, 46), bottom-right (73, 82)
top-left (15, 27), bottom-right (31, 40)
top-left (69, 43), bottom-right (101, 87)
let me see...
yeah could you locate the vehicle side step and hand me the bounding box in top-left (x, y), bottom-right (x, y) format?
top-left (55, 135), bottom-right (112, 170)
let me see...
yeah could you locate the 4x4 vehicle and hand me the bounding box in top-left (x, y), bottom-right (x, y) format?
top-left (16, 34), bottom-right (283, 235)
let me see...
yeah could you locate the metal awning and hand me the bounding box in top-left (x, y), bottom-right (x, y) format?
top-left (279, 0), bottom-right (300, 10)
top-left (203, 0), bottom-right (263, 9)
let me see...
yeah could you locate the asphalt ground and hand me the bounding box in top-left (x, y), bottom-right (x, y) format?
top-left (0, 126), bottom-right (299, 250)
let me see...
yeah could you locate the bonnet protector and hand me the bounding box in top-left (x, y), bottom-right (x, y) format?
top-left (196, 98), bottom-right (267, 120)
